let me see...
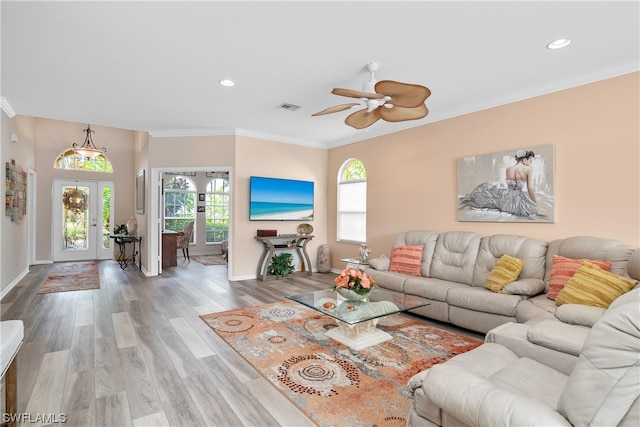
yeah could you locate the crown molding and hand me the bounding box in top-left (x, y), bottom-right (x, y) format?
top-left (0, 97), bottom-right (16, 118)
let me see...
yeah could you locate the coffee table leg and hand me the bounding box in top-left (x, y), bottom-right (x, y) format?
top-left (325, 319), bottom-right (393, 350)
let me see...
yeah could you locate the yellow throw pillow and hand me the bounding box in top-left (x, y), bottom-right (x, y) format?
top-left (555, 261), bottom-right (638, 308)
top-left (485, 254), bottom-right (524, 293)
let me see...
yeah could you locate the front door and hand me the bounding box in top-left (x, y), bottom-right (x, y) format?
top-left (52, 179), bottom-right (114, 262)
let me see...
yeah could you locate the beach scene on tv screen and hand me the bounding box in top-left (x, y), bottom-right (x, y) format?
top-left (250, 177), bottom-right (314, 220)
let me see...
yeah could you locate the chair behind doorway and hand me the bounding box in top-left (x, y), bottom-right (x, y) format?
top-left (176, 221), bottom-right (194, 261)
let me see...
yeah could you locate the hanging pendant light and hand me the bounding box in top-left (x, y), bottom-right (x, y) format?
top-left (72, 125), bottom-right (106, 159)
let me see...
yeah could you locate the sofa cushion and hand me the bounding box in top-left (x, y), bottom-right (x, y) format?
top-left (558, 288), bottom-right (640, 426)
top-left (473, 234), bottom-right (547, 288)
top-left (389, 245), bottom-right (423, 276)
top-left (364, 269), bottom-right (406, 293)
top-left (485, 254), bottom-right (524, 293)
top-left (547, 255), bottom-right (612, 300)
top-left (403, 277), bottom-right (462, 302)
top-left (554, 304), bottom-right (604, 327)
top-left (422, 345), bottom-right (572, 427)
top-left (447, 286), bottom-right (522, 317)
top-left (555, 262), bottom-right (637, 308)
top-left (430, 231), bottom-right (481, 285)
top-left (393, 230), bottom-right (439, 277)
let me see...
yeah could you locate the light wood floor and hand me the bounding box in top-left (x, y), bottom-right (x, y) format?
top-left (1, 260), bottom-right (483, 426)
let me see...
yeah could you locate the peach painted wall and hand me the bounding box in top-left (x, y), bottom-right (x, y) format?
top-left (234, 135), bottom-right (327, 280)
top-left (327, 72), bottom-right (640, 265)
top-left (149, 134), bottom-right (236, 166)
top-left (147, 134), bottom-right (235, 272)
top-left (32, 118), bottom-right (136, 262)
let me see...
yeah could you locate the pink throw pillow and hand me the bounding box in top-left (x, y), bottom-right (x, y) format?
top-left (389, 245), bottom-right (424, 276)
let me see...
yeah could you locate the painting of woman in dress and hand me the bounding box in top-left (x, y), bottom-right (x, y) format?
top-left (457, 145), bottom-right (554, 222)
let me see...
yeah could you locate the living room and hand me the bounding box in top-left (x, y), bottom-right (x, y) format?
top-left (1, 1), bottom-right (639, 426)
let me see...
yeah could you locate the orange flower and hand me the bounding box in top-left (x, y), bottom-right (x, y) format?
top-left (332, 268), bottom-right (376, 294)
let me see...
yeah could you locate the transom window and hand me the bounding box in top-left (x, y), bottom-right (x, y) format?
top-left (164, 176), bottom-right (196, 243)
top-left (205, 178), bottom-right (229, 244)
top-left (54, 149), bottom-right (113, 172)
top-left (337, 158), bottom-right (367, 243)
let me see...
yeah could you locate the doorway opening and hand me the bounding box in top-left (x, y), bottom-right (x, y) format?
top-left (149, 168), bottom-right (232, 278)
top-left (52, 179), bottom-right (114, 262)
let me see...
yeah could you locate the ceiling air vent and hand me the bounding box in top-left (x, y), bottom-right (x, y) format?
top-left (277, 102), bottom-right (301, 111)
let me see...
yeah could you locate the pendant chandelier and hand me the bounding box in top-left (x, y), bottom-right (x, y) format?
top-left (72, 125), bottom-right (106, 159)
top-left (63, 187), bottom-right (88, 214)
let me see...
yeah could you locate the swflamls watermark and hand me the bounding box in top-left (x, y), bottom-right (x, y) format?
top-left (2, 413), bottom-right (67, 423)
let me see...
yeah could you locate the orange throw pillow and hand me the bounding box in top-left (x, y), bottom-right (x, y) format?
top-left (389, 245), bottom-right (424, 276)
top-left (547, 255), bottom-right (612, 300)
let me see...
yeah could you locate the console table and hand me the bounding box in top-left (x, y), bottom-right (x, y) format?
top-left (255, 235), bottom-right (313, 281)
top-left (110, 234), bottom-right (142, 271)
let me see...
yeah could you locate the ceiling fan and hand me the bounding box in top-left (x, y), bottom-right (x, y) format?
top-left (312, 62), bottom-right (431, 129)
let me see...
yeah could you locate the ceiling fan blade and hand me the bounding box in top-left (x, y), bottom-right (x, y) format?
top-left (332, 87), bottom-right (386, 100)
top-left (379, 104), bottom-right (429, 122)
top-left (344, 108), bottom-right (382, 129)
top-left (312, 103), bottom-right (360, 116)
top-left (375, 80), bottom-right (431, 108)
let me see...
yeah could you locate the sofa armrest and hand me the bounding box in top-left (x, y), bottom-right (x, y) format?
top-left (501, 278), bottom-right (545, 296)
top-left (527, 320), bottom-right (589, 356)
top-left (554, 304), bottom-right (604, 327)
top-left (486, 322), bottom-right (579, 375)
top-left (424, 363), bottom-right (572, 427)
top-left (367, 256), bottom-right (389, 271)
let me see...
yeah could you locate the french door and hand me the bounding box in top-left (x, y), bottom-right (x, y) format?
top-left (52, 179), bottom-right (114, 262)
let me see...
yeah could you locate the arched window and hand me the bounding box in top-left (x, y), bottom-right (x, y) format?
top-left (337, 158), bottom-right (367, 243)
top-left (205, 177), bottom-right (229, 244)
top-left (54, 149), bottom-right (113, 172)
top-left (164, 176), bottom-right (196, 242)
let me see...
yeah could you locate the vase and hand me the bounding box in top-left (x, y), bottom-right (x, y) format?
top-left (337, 287), bottom-right (371, 301)
top-left (127, 216), bottom-right (138, 236)
top-left (359, 243), bottom-right (371, 263)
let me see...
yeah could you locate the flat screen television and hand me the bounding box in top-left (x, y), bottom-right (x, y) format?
top-left (250, 176), bottom-right (314, 221)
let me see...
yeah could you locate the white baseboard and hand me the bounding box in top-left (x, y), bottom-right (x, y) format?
top-left (0, 266), bottom-right (29, 302)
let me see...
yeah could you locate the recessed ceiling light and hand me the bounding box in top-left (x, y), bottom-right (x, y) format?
top-left (546, 38), bottom-right (572, 50)
top-left (219, 79), bottom-right (235, 87)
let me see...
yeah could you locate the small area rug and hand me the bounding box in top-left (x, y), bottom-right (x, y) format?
top-left (191, 255), bottom-right (227, 266)
top-left (38, 261), bottom-right (100, 294)
top-left (200, 300), bottom-right (482, 426)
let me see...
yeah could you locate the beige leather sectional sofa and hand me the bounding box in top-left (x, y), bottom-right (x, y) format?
top-left (407, 288), bottom-right (640, 426)
top-left (364, 231), bottom-right (639, 334)
top-left (363, 230), bottom-right (640, 426)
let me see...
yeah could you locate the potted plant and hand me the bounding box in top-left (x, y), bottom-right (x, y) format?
top-left (113, 224), bottom-right (128, 235)
top-left (268, 253), bottom-right (295, 278)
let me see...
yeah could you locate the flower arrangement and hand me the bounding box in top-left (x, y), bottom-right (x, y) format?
top-left (333, 268), bottom-right (376, 296)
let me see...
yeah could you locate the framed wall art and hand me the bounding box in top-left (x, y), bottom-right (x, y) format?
top-left (457, 145), bottom-right (555, 223)
top-left (5, 160), bottom-right (27, 222)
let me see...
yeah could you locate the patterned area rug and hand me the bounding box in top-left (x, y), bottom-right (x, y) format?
top-left (38, 261), bottom-right (100, 294)
top-left (200, 300), bottom-right (482, 426)
top-left (191, 255), bottom-right (227, 266)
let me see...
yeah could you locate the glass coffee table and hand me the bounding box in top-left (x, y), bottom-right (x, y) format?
top-left (287, 289), bottom-right (429, 350)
